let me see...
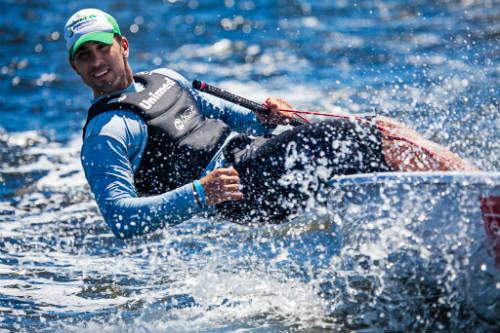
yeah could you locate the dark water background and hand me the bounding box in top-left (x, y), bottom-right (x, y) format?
top-left (1, 0), bottom-right (500, 332)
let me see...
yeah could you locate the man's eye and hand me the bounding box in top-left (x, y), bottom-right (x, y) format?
top-left (76, 51), bottom-right (89, 61)
top-left (98, 44), bottom-right (110, 51)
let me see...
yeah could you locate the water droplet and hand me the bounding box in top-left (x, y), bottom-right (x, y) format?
top-left (50, 31), bottom-right (60, 41)
top-left (134, 16), bottom-right (144, 25)
top-left (12, 76), bottom-right (20, 86)
top-left (130, 24), bottom-right (139, 33)
top-left (480, 263), bottom-right (487, 271)
top-left (188, 0), bottom-right (199, 9)
top-left (153, 57), bottom-right (162, 66)
top-left (17, 59), bottom-right (29, 69)
top-left (242, 24), bottom-right (252, 34)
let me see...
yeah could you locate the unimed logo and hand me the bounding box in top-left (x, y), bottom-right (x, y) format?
top-left (139, 77), bottom-right (175, 110)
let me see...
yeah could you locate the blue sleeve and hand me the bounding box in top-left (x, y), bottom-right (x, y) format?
top-left (81, 111), bottom-right (203, 239)
top-left (153, 68), bottom-right (275, 135)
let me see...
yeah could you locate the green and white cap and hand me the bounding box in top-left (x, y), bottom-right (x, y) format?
top-left (64, 8), bottom-right (121, 58)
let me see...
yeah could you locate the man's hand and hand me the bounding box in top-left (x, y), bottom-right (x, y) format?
top-left (256, 97), bottom-right (295, 125)
top-left (200, 167), bottom-right (243, 205)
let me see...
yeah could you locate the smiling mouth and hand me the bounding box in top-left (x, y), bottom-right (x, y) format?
top-left (92, 69), bottom-right (110, 79)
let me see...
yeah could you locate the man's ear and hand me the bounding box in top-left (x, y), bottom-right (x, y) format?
top-left (120, 36), bottom-right (129, 58)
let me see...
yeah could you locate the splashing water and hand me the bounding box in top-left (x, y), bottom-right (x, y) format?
top-left (1, 1), bottom-right (500, 332)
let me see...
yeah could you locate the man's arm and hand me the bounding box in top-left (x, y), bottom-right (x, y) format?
top-left (152, 68), bottom-right (278, 135)
top-left (82, 111), bottom-right (203, 239)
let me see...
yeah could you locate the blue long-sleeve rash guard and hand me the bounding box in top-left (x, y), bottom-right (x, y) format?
top-left (81, 68), bottom-right (274, 239)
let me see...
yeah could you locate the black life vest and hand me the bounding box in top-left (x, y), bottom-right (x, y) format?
top-left (83, 71), bottom-right (231, 195)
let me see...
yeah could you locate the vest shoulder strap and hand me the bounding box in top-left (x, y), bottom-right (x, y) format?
top-left (82, 72), bottom-right (181, 139)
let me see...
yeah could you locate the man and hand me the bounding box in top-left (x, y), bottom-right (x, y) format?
top-left (65, 9), bottom-right (475, 239)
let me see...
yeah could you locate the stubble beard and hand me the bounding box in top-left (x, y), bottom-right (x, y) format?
top-left (91, 56), bottom-right (129, 96)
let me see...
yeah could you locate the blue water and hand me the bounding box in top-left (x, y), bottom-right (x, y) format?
top-left (1, 0), bottom-right (500, 332)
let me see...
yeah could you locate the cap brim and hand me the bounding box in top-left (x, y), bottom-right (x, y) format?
top-left (71, 31), bottom-right (115, 58)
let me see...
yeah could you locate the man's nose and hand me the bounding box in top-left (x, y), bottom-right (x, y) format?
top-left (89, 50), bottom-right (105, 68)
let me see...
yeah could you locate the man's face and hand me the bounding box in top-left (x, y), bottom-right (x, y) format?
top-left (70, 37), bottom-right (130, 97)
